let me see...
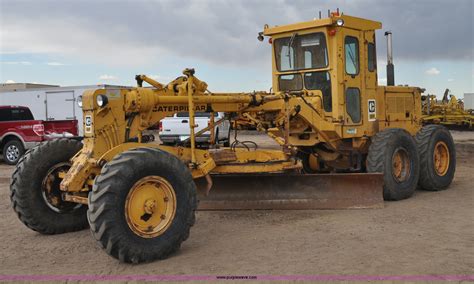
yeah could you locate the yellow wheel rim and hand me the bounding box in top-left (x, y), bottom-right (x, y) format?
top-left (125, 176), bottom-right (176, 238)
top-left (433, 141), bottom-right (450, 176)
top-left (392, 148), bottom-right (410, 182)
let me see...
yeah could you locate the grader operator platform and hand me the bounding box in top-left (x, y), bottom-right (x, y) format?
top-left (10, 12), bottom-right (456, 263)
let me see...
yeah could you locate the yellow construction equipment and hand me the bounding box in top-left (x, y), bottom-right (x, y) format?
top-left (10, 12), bottom-right (456, 263)
top-left (422, 89), bottom-right (473, 129)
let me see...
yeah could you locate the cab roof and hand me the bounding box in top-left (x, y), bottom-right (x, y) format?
top-left (263, 14), bottom-right (382, 36)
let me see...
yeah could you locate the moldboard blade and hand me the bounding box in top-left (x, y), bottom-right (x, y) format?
top-left (195, 173), bottom-right (384, 210)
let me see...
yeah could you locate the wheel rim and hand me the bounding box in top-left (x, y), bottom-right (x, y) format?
top-left (41, 162), bottom-right (83, 213)
top-left (125, 176), bottom-right (177, 238)
top-left (433, 141), bottom-right (450, 176)
top-left (6, 145), bottom-right (19, 162)
top-left (392, 147), bottom-right (411, 183)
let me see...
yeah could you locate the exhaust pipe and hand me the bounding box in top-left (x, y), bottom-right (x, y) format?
top-left (385, 31), bottom-right (395, 86)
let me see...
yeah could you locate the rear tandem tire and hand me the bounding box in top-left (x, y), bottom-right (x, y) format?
top-left (10, 138), bottom-right (88, 234)
top-left (415, 125), bottom-right (456, 191)
top-left (87, 147), bottom-right (197, 263)
top-left (367, 128), bottom-right (420, 201)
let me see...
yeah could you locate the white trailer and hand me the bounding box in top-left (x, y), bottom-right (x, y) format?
top-left (0, 84), bottom-right (130, 135)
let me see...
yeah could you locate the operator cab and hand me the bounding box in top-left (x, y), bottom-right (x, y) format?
top-left (263, 12), bottom-right (381, 125)
top-left (274, 32), bottom-right (332, 111)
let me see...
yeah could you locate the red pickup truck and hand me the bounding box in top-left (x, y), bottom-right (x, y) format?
top-left (0, 106), bottom-right (78, 165)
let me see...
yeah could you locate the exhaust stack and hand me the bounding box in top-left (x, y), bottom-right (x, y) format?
top-left (385, 31), bottom-right (395, 86)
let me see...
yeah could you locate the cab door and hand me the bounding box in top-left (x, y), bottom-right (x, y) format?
top-left (364, 31), bottom-right (378, 130)
top-left (342, 29), bottom-right (363, 129)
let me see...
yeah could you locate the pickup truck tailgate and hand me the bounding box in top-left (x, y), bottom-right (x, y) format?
top-left (43, 120), bottom-right (79, 136)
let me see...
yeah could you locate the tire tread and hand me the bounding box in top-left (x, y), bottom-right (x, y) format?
top-left (87, 147), bottom-right (197, 263)
top-left (10, 138), bottom-right (87, 234)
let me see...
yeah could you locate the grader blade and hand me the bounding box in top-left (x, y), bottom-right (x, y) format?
top-left (196, 173), bottom-right (384, 210)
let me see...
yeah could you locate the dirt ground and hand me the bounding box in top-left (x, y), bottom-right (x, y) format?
top-left (0, 130), bottom-right (473, 277)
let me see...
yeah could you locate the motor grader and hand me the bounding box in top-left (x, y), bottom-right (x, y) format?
top-left (10, 13), bottom-right (456, 263)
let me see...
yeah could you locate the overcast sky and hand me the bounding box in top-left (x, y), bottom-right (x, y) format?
top-left (0, 0), bottom-right (473, 97)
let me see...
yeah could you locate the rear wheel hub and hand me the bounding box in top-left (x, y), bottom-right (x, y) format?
top-left (41, 162), bottom-right (82, 213)
top-left (433, 141), bottom-right (450, 176)
top-left (392, 147), bottom-right (410, 183)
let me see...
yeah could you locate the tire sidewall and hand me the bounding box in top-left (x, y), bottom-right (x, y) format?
top-left (25, 141), bottom-right (85, 225)
top-left (422, 128), bottom-right (456, 189)
top-left (382, 132), bottom-right (419, 200)
top-left (11, 139), bottom-right (86, 232)
top-left (91, 149), bottom-right (196, 260)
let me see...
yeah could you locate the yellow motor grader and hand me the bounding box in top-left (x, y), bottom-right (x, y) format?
top-left (10, 12), bottom-right (456, 263)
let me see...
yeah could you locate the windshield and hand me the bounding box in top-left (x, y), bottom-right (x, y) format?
top-left (277, 71), bottom-right (332, 112)
top-left (274, 32), bottom-right (328, 71)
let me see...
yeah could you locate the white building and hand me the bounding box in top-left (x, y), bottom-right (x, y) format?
top-left (464, 93), bottom-right (474, 110)
top-left (0, 84), bottom-right (131, 135)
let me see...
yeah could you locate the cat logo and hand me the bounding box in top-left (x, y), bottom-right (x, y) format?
top-left (368, 99), bottom-right (376, 121)
top-left (153, 105), bottom-right (207, 112)
top-left (85, 115), bottom-right (92, 133)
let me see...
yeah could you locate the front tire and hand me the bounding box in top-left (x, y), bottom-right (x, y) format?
top-left (415, 125), bottom-right (456, 191)
top-left (88, 148), bottom-right (197, 263)
top-left (367, 128), bottom-right (420, 201)
top-left (10, 138), bottom-right (87, 234)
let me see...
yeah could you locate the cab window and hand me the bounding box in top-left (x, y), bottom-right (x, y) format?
top-left (368, 42), bottom-right (376, 72)
top-left (304, 72), bottom-right (332, 112)
top-left (278, 74), bottom-right (303, 91)
top-left (0, 108), bottom-right (34, 121)
top-left (275, 33), bottom-right (328, 71)
top-left (345, 88), bottom-right (361, 123)
top-left (345, 36), bottom-right (359, 75)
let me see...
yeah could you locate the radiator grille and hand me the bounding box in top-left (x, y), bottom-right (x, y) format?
top-left (386, 96), bottom-right (414, 114)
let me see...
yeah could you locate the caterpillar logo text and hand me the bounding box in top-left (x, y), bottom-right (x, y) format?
top-left (153, 105), bottom-right (207, 112)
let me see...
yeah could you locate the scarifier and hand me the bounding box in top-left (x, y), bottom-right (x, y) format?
top-left (10, 12), bottom-right (456, 263)
top-left (421, 88), bottom-right (473, 129)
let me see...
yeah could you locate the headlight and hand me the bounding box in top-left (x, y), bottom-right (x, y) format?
top-left (96, 95), bottom-right (108, 107)
top-left (336, 19), bottom-right (344, 26)
top-left (77, 96), bottom-right (83, 108)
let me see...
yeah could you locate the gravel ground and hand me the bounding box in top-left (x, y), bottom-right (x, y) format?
top-left (0, 130), bottom-right (472, 278)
